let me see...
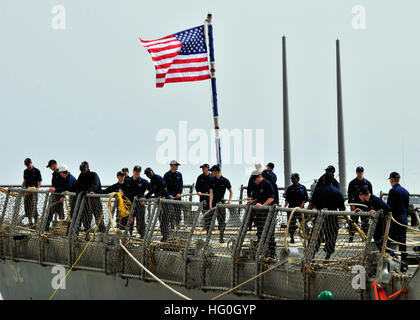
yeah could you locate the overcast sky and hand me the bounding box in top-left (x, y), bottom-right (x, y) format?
top-left (1, 0), bottom-right (419, 196)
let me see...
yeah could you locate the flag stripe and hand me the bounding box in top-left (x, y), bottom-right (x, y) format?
top-left (147, 43), bottom-right (182, 53)
top-left (165, 74), bottom-right (211, 84)
top-left (156, 70), bottom-right (211, 82)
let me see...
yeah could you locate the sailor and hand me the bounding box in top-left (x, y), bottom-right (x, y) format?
top-left (99, 171), bottom-right (126, 194)
top-left (209, 165), bottom-right (233, 243)
top-left (249, 170), bottom-right (276, 256)
top-left (265, 162), bottom-right (277, 184)
top-left (262, 169), bottom-right (279, 205)
top-left (386, 172), bottom-right (410, 272)
top-left (97, 171), bottom-right (127, 229)
top-left (164, 160), bottom-right (183, 228)
top-left (22, 158), bottom-right (42, 226)
top-left (121, 166), bottom-right (151, 237)
top-left (246, 163), bottom-right (263, 203)
top-left (75, 161), bottom-right (105, 233)
top-left (356, 186), bottom-right (391, 251)
top-left (144, 167), bottom-right (171, 242)
top-left (45, 160), bottom-right (66, 230)
top-left (122, 168), bottom-right (129, 181)
top-left (347, 166), bottom-right (373, 240)
top-left (58, 165), bottom-right (77, 220)
top-left (284, 173), bottom-right (309, 243)
top-left (195, 164), bottom-right (213, 227)
top-left (308, 172), bottom-right (346, 260)
top-left (314, 165), bottom-right (340, 191)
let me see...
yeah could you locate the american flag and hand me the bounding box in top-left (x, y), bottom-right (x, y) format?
top-left (140, 25), bottom-right (211, 88)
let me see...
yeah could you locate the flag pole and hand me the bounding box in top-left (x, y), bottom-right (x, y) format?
top-left (282, 35), bottom-right (292, 189)
top-left (206, 13), bottom-right (222, 167)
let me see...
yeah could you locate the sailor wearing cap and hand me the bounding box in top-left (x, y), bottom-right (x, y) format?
top-left (209, 165), bottom-right (233, 242)
top-left (57, 165), bottom-right (77, 227)
top-left (144, 168), bottom-right (171, 242)
top-left (266, 162), bottom-right (277, 184)
top-left (246, 163), bottom-right (264, 203)
top-left (308, 172), bottom-right (346, 260)
top-left (284, 173), bottom-right (309, 243)
top-left (47, 160), bottom-right (66, 221)
top-left (75, 161), bottom-right (105, 233)
top-left (262, 169), bottom-right (279, 205)
top-left (347, 166), bottom-right (373, 240)
top-left (164, 160), bottom-right (184, 228)
top-left (22, 158), bottom-right (42, 226)
top-left (44, 160), bottom-right (65, 230)
top-left (356, 186), bottom-right (391, 251)
top-left (99, 171), bottom-right (126, 194)
top-left (121, 168), bottom-right (129, 181)
top-left (387, 172), bottom-right (410, 272)
top-left (314, 165), bottom-right (340, 191)
top-left (195, 164), bottom-right (213, 211)
top-left (249, 170), bottom-right (276, 256)
top-left (120, 166), bottom-right (151, 237)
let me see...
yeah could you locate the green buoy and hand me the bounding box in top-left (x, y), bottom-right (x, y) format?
top-left (318, 291), bottom-right (334, 300)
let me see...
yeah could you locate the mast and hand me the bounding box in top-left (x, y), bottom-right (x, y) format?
top-left (282, 36), bottom-right (292, 189)
top-left (206, 13), bottom-right (222, 167)
top-left (336, 39), bottom-right (347, 196)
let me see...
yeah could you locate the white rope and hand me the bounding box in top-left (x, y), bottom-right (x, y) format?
top-left (390, 214), bottom-right (420, 232)
top-left (387, 237), bottom-right (420, 246)
top-left (119, 239), bottom-right (192, 300)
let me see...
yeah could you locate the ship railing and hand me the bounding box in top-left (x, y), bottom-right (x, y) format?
top-left (0, 188), bottom-right (387, 300)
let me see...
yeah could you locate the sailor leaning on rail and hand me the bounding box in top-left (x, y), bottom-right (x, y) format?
top-left (284, 173), bottom-right (308, 244)
top-left (347, 166), bottom-right (373, 241)
top-left (98, 170), bottom-right (126, 230)
top-left (22, 158), bottom-right (42, 227)
top-left (45, 159), bottom-right (65, 230)
top-left (356, 186), bottom-right (391, 252)
top-left (120, 166), bottom-right (151, 238)
top-left (75, 161), bottom-right (106, 233)
top-left (247, 170), bottom-right (276, 257)
top-left (208, 165), bottom-right (233, 243)
top-left (144, 167), bottom-right (171, 242)
top-left (308, 172), bottom-right (346, 260)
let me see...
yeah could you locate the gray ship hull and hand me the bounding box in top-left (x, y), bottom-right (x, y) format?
top-left (0, 259), bottom-right (254, 300)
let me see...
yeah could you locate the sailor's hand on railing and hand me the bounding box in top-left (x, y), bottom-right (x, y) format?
top-left (198, 192), bottom-right (202, 196)
top-left (89, 191), bottom-right (94, 194)
top-left (354, 208), bottom-right (361, 212)
top-left (49, 187), bottom-right (56, 193)
top-left (255, 203), bottom-right (262, 207)
top-left (175, 194), bottom-right (181, 199)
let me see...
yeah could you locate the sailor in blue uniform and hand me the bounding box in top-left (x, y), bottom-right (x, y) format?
top-left (164, 160), bottom-right (183, 228)
top-left (315, 165), bottom-right (340, 191)
top-left (262, 169), bottom-right (279, 205)
top-left (347, 166), bottom-right (373, 240)
top-left (249, 170), bottom-right (276, 256)
top-left (22, 158), bottom-right (42, 226)
top-left (386, 172), bottom-right (410, 272)
top-left (75, 161), bottom-right (105, 233)
top-left (308, 172), bottom-right (346, 260)
top-left (356, 186), bottom-right (391, 251)
top-left (144, 168), bottom-right (171, 242)
top-left (284, 173), bottom-right (309, 243)
top-left (265, 162), bottom-right (277, 184)
top-left (121, 166), bottom-right (151, 237)
top-left (209, 165), bottom-right (233, 243)
top-left (46, 159), bottom-right (66, 225)
top-left (99, 171), bottom-right (126, 194)
top-left (246, 163), bottom-right (263, 203)
top-left (57, 165), bottom-right (77, 225)
top-left (195, 164), bottom-right (213, 229)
